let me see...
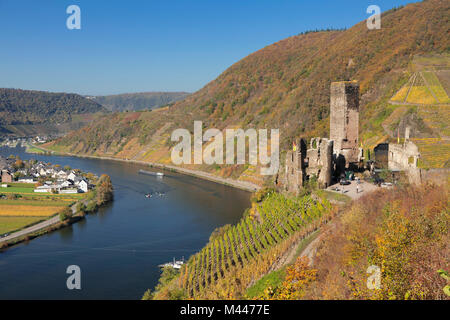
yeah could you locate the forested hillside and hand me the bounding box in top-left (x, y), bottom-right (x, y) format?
top-left (91, 92), bottom-right (190, 112)
top-left (47, 0), bottom-right (450, 183)
top-left (0, 88), bottom-right (105, 125)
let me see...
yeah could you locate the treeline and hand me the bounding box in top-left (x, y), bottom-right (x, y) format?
top-left (298, 27), bottom-right (347, 35)
top-left (59, 174), bottom-right (113, 221)
top-left (81, 174), bottom-right (114, 213)
top-left (0, 88), bottom-right (105, 125)
top-left (92, 92), bottom-right (190, 112)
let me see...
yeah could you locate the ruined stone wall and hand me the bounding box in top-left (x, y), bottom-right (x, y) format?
top-left (330, 81), bottom-right (360, 164)
top-left (283, 139), bottom-right (306, 194)
top-left (420, 168), bottom-right (450, 185)
top-left (388, 142), bottom-right (420, 171)
top-left (317, 138), bottom-right (334, 188)
top-left (305, 138), bottom-right (334, 189)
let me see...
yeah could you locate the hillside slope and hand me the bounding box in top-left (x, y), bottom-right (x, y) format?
top-left (0, 88), bottom-right (106, 137)
top-left (46, 0), bottom-right (450, 182)
top-left (91, 92), bottom-right (190, 112)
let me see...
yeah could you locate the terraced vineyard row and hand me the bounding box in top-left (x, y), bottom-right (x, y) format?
top-left (413, 138), bottom-right (450, 168)
top-left (179, 192), bottom-right (331, 296)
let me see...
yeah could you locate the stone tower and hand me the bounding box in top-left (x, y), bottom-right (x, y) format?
top-left (330, 81), bottom-right (360, 165)
top-left (283, 139), bottom-right (307, 194)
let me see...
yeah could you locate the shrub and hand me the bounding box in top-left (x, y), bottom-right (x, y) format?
top-left (59, 207), bottom-right (72, 221)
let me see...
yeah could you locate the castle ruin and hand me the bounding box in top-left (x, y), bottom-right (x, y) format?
top-left (387, 126), bottom-right (422, 184)
top-left (281, 81), bottom-right (362, 194)
top-left (330, 81), bottom-right (361, 166)
top-left (388, 127), bottom-right (420, 171)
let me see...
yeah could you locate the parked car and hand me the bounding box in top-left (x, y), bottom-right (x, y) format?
top-left (374, 177), bottom-right (385, 186)
top-left (339, 179), bottom-right (351, 186)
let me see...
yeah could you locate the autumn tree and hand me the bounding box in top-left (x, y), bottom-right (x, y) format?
top-left (95, 174), bottom-right (113, 206)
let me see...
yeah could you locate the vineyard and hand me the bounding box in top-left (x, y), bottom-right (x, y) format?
top-left (390, 71), bottom-right (450, 105)
top-left (413, 138), bottom-right (450, 168)
top-left (167, 192), bottom-right (332, 299)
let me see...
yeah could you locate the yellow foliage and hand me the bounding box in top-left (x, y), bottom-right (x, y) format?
top-left (391, 87), bottom-right (409, 102)
top-left (406, 86), bottom-right (437, 104)
top-left (304, 183), bottom-right (449, 300)
top-left (0, 205), bottom-right (64, 216)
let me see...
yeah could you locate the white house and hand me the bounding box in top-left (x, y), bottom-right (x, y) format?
top-left (18, 177), bottom-right (35, 183)
top-left (68, 171), bottom-right (76, 181)
top-left (78, 180), bottom-right (88, 193)
top-left (34, 184), bottom-right (60, 193)
top-left (57, 170), bottom-right (68, 178)
top-left (60, 180), bottom-right (72, 188)
top-left (34, 185), bottom-right (52, 193)
top-left (60, 188), bottom-right (78, 194)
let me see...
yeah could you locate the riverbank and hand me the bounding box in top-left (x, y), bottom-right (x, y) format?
top-left (0, 170), bottom-right (113, 250)
top-left (0, 146), bottom-right (250, 299)
top-left (34, 145), bottom-right (261, 193)
top-left (0, 211), bottom-right (84, 250)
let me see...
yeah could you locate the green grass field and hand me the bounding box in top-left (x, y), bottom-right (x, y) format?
top-left (8, 182), bottom-right (38, 188)
top-left (24, 143), bottom-right (48, 154)
top-left (0, 216), bottom-right (45, 235)
top-left (1, 186), bottom-right (37, 193)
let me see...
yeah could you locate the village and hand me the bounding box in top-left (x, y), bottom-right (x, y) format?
top-left (0, 155), bottom-right (93, 194)
top-left (1, 135), bottom-right (50, 147)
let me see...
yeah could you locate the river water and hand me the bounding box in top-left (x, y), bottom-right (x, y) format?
top-left (0, 146), bottom-right (250, 299)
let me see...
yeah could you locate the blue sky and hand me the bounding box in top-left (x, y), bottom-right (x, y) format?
top-left (0, 0), bottom-right (419, 95)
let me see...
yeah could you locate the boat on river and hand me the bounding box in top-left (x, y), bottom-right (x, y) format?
top-left (139, 169), bottom-right (164, 177)
top-left (158, 257), bottom-right (184, 269)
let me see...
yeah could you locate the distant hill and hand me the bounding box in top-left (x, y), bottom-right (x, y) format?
top-left (90, 92), bottom-right (190, 112)
top-left (0, 88), bottom-right (106, 137)
top-left (47, 0), bottom-right (450, 182)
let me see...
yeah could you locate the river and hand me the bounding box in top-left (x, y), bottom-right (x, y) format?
top-left (0, 146), bottom-right (250, 299)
